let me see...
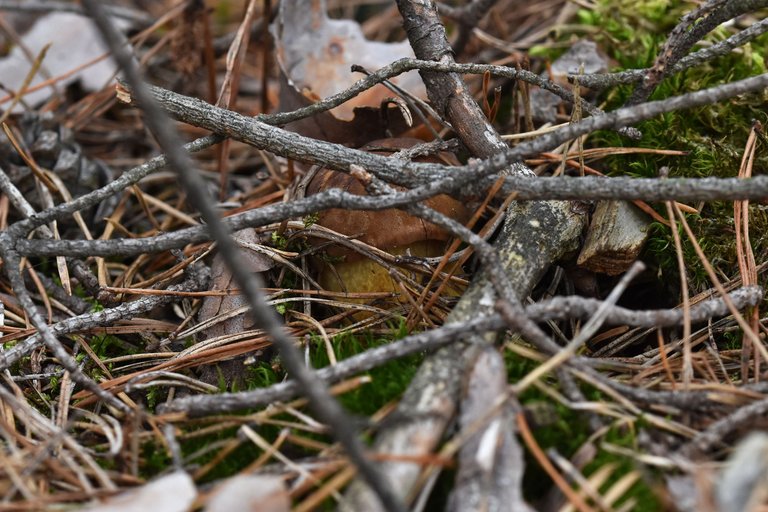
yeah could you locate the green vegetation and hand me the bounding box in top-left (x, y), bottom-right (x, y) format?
top-left (580, 421), bottom-right (661, 511)
top-left (163, 321), bottom-right (419, 485)
top-left (270, 230), bottom-right (289, 250)
top-left (303, 212), bottom-right (320, 228)
top-left (510, 4), bottom-right (768, 506)
top-left (532, 2), bottom-right (766, 296)
top-left (140, 440), bottom-right (174, 478)
top-left (507, 350), bottom-right (659, 507)
top-left (581, 2), bottom-right (768, 295)
top-left (307, 320), bottom-right (418, 415)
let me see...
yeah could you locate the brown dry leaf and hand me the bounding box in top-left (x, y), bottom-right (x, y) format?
top-left (273, 0), bottom-right (424, 121)
top-left (306, 139), bottom-right (468, 259)
top-left (197, 229), bottom-right (275, 340)
top-left (305, 138), bottom-right (470, 303)
top-left (273, 0), bottom-right (423, 144)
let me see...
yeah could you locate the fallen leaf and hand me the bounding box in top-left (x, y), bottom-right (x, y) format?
top-left (0, 13), bottom-right (131, 111)
top-left (273, 0), bottom-right (423, 145)
top-left (273, 0), bottom-right (424, 122)
top-left (197, 229), bottom-right (275, 340)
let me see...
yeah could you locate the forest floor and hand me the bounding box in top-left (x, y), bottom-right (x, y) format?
top-left (0, 1), bottom-right (766, 511)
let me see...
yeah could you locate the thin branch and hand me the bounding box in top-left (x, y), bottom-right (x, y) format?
top-left (134, 73), bottom-right (768, 193)
top-left (0, 270), bottom-right (208, 371)
top-left (8, 134), bottom-right (223, 238)
top-left (5, 19), bottom-right (768, 246)
top-left (257, 57), bottom-right (604, 145)
top-left (626, 0), bottom-right (768, 105)
top-left (575, 16), bottom-right (768, 89)
top-left (161, 285), bottom-right (763, 412)
top-left (16, 166), bottom-right (768, 260)
top-left (0, 164), bottom-right (128, 411)
top-left (511, 261), bottom-right (645, 394)
top-left (7, 66), bottom-right (758, 255)
top-left (0, 241), bottom-right (128, 411)
top-left (680, 395), bottom-right (768, 457)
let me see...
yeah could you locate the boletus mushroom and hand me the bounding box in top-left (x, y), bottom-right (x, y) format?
top-left (305, 138), bottom-right (471, 306)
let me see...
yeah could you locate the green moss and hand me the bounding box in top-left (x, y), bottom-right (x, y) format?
top-left (90, 333), bottom-right (123, 357)
top-left (303, 212), bottom-right (320, 228)
top-left (190, 432), bottom-right (264, 483)
top-left (565, 1), bottom-right (768, 303)
top-left (508, 7), bottom-right (767, 503)
top-left (166, 321), bottom-right (420, 488)
top-left (519, 400), bottom-right (590, 496)
top-left (270, 231), bottom-right (289, 250)
top-left (583, 422), bottom-right (661, 511)
top-left (140, 440), bottom-right (172, 478)
top-left (145, 387), bottom-right (159, 410)
top-left (247, 361), bottom-right (282, 388)
top-left (722, 330), bottom-right (742, 350)
top-left (308, 320), bottom-right (420, 416)
top-left (506, 353), bottom-right (592, 498)
top-left (504, 349), bottom-right (660, 506)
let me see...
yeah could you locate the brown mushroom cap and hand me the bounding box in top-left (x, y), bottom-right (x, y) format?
top-left (306, 138), bottom-right (471, 260)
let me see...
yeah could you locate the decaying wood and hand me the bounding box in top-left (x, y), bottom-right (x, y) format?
top-left (447, 345), bottom-right (532, 512)
top-left (577, 200), bottom-right (650, 275)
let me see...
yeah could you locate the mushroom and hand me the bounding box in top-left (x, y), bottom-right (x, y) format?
top-left (305, 138), bottom-right (471, 304)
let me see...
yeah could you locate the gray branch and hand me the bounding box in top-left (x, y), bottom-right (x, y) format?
top-left (162, 286), bottom-right (763, 414)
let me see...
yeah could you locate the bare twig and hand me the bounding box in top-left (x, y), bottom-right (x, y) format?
top-left (17, 71), bottom-right (768, 258)
top-left (511, 261), bottom-right (645, 394)
top-left (626, 0), bottom-right (768, 105)
top-left (130, 74), bottom-right (768, 194)
top-left (575, 16), bottom-right (768, 90)
top-left (0, 270), bottom-right (209, 371)
top-left (0, 164), bottom-right (128, 411)
top-left (680, 396), bottom-right (768, 457)
top-left (8, 134), bottom-right (223, 238)
top-left (163, 284), bottom-right (763, 414)
top-left (0, 242), bottom-right (128, 411)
